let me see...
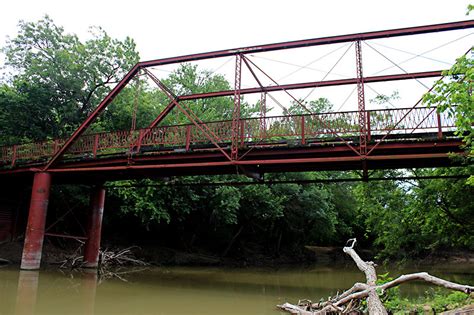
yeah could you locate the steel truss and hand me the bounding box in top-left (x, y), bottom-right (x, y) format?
top-left (0, 20), bottom-right (470, 174)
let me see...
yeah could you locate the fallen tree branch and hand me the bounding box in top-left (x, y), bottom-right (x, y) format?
top-left (381, 272), bottom-right (474, 294)
top-left (278, 239), bottom-right (474, 314)
top-left (55, 245), bottom-right (148, 270)
top-left (343, 238), bottom-right (388, 314)
top-left (99, 246), bottom-right (148, 268)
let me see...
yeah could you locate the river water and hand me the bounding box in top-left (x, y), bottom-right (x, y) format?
top-left (1, 264), bottom-right (473, 315)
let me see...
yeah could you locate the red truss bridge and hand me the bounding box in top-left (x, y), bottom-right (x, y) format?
top-left (0, 20), bottom-right (472, 270)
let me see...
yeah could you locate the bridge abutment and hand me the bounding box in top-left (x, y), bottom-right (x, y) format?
top-left (83, 185), bottom-right (105, 268)
top-left (20, 172), bottom-right (51, 270)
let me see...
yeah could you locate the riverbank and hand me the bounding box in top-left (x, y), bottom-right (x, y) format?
top-left (0, 240), bottom-right (317, 267)
top-left (2, 240), bottom-right (474, 268)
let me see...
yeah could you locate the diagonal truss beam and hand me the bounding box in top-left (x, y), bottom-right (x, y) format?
top-left (366, 46), bottom-right (472, 156)
top-left (241, 56), bottom-right (290, 115)
top-left (143, 69), bottom-right (232, 161)
top-left (43, 64), bottom-right (141, 170)
top-left (366, 82), bottom-right (439, 156)
top-left (131, 99), bottom-right (176, 152)
top-left (147, 99), bottom-right (177, 129)
top-left (242, 55), bottom-right (363, 156)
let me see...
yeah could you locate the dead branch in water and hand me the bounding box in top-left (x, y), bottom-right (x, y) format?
top-left (278, 239), bottom-right (474, 314)
top-left (99, 246), bottom-right (149, 267)
top-left (56, 245), bottom-right (148, 270)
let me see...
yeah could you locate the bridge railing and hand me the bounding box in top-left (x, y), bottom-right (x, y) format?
top-left (0, 106), bottom-right (457, 167)
top-left (368, 107), bottom-right (454, 136)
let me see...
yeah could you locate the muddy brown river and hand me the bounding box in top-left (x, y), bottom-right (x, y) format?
top-left (1, 264), bottom-right (473, 314)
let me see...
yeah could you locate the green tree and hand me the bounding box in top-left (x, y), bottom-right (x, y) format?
top-left (423, 6), bottom-right (473, 184)
top-left (354, 168), bottom-right (474, 260)
top-left (0, 15), bottom-right (139, 143)
top-left (288, 97), bottom-right (333, 115)
top-left (423, 51), bottom-right (473, 152)
top-left (158, 64), bottom-right (257, 125)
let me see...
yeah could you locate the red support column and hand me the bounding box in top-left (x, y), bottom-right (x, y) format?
top-left (83, 185), bottom-right (105, 268)
top-left (20, 172), bottom-right (52, 270)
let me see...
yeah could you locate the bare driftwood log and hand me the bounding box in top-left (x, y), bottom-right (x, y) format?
top-left (343, 239), bottom-right (387, 314)
top-left (278, 239), bottom-right (474, 315)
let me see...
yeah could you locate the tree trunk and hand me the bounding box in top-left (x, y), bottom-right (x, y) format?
top-left (343, 242), bottom-right (388, 314)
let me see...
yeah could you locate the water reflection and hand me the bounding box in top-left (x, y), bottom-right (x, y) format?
top-left (79, 270), bottom-right (98, 315)
top-left (14, 269), bottom-right (98, 315)
top-left (15, 271), bottom-right (39, 315)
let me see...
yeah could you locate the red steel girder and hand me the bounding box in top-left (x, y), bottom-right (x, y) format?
top-left (43, 64), bottom-right (141, 170)
top-left (139, 20), bottom-right (474, 67)
top-left (178, 70), bottom-right (443, 100)
top-left (44, 153), bottom-right (456, 174)
top-left (29, 138), bottom-right (462, 171)
top-left (44, 232), bottom-right (88, 240)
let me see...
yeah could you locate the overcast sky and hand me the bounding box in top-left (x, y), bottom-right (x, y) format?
top-left (0, 0), bottom-right (472, 112)
top-left (1, 0), bottom-right (471, 61)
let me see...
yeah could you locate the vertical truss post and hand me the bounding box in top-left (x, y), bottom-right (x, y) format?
top-left (231, 54), bottom-right (243, 160)
top-left (260, 92), bottom-right (267, 140)
top-left (355, 40), bottom-right (367, 156)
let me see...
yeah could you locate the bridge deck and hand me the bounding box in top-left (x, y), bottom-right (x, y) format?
top-left (0, 107), bottom-right (464, 183)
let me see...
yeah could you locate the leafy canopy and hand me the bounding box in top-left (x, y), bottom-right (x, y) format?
top-left (0, 15), bottom-right (139, 143)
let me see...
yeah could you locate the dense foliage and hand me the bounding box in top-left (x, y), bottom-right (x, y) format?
top-left (355, 169), bottom-right (474, 260)
top-left (0, 17), bottom-right (472, 261)
top-left (423, 48), bottom-right (473, 185)
top-left (0, 15), bottom-right (139, 143)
